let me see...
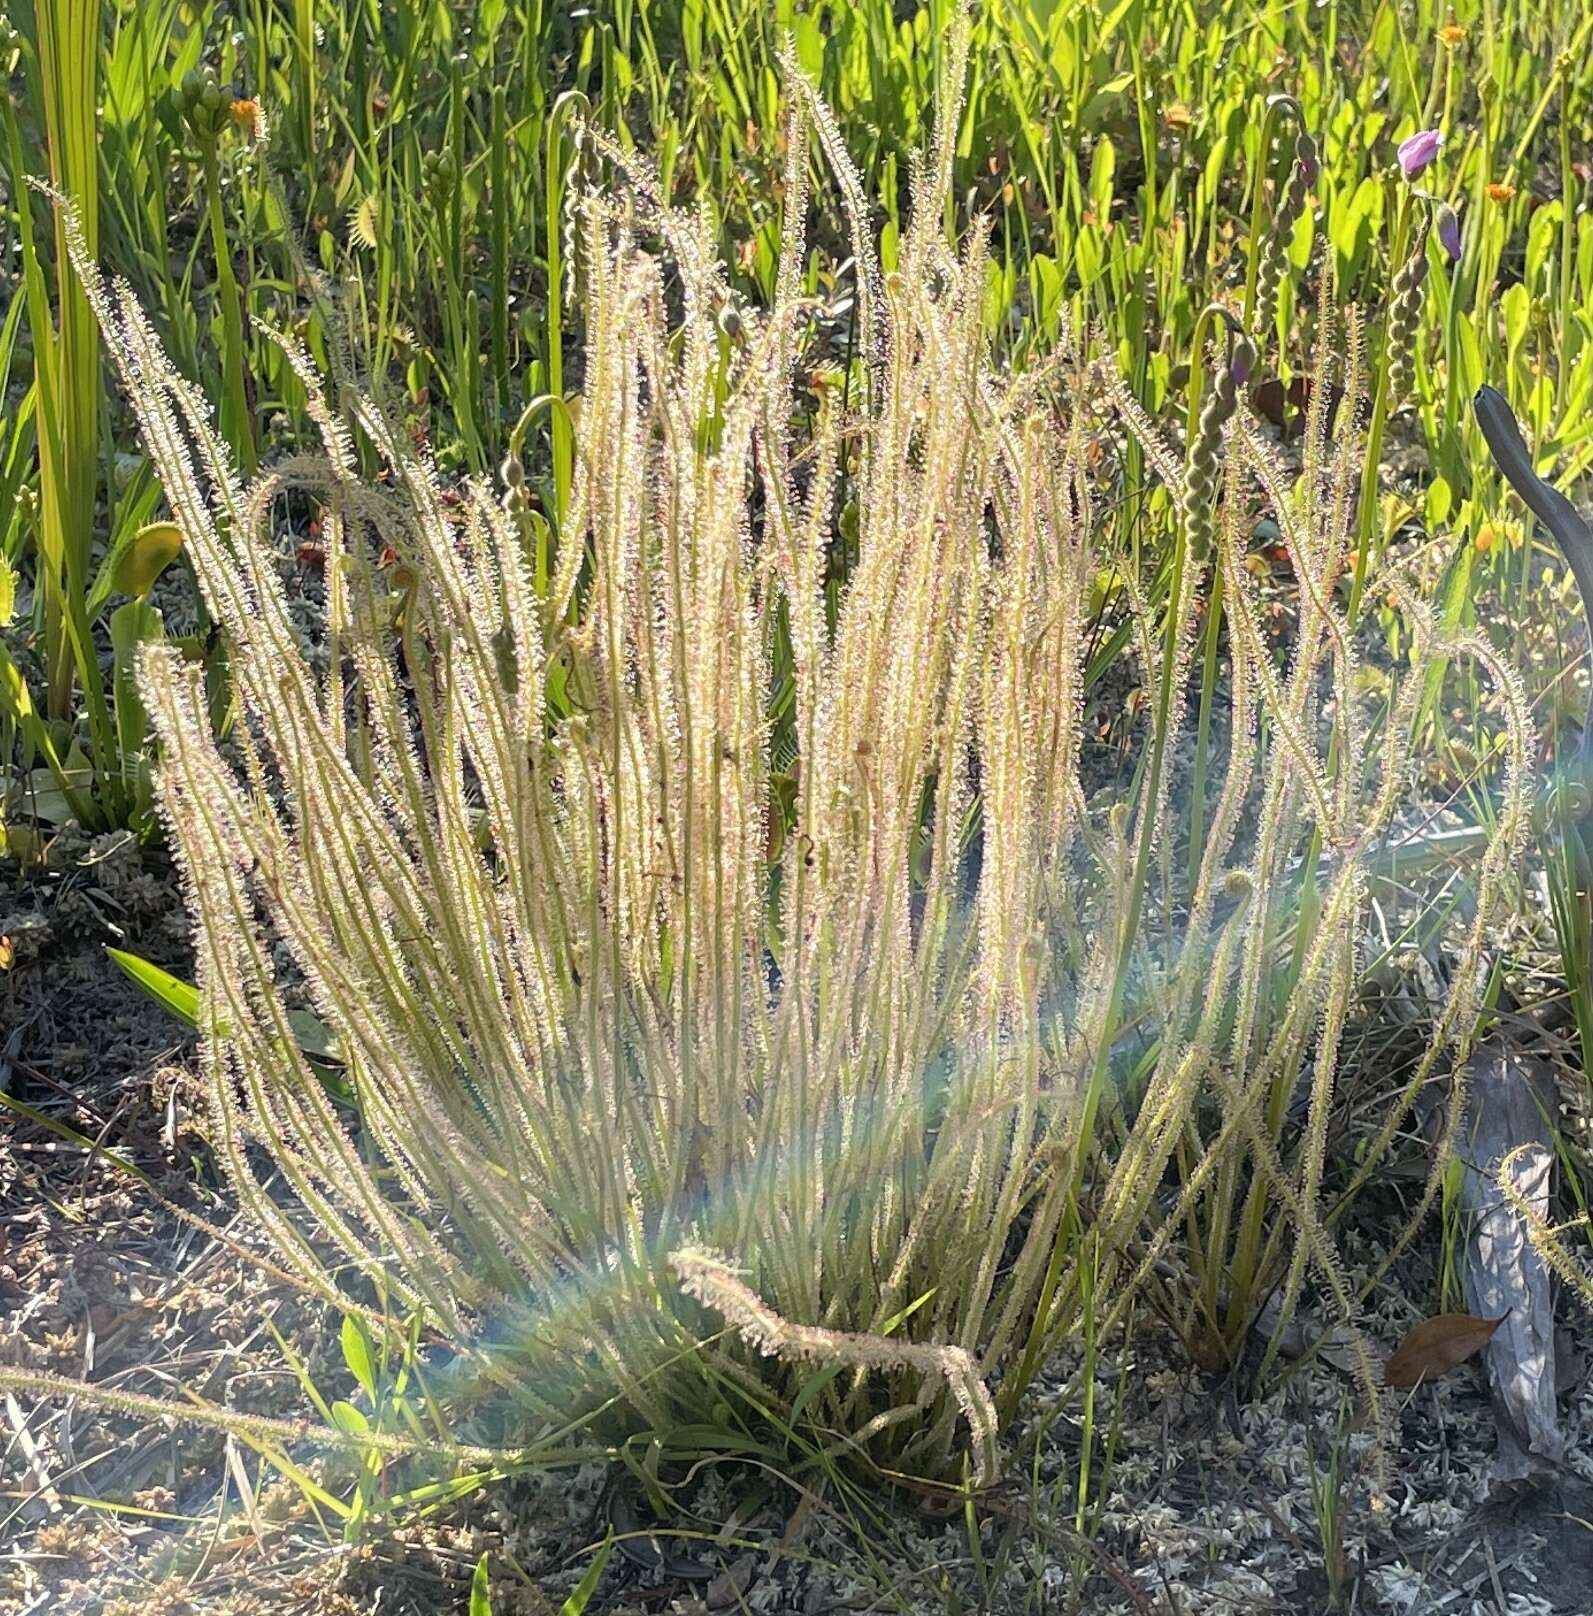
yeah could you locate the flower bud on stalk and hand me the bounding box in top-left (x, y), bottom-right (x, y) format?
top-left (1387, 221), bottom-right (1431, 409)
top-left (1434, 202), bottom-right (1462, 264)
top-left (1255, 132), bottom-right (1318, 332)
top-left (1184, 330), bottom-right (1252, 560)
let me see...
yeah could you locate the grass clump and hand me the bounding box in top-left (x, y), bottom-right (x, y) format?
top-left (42, 38), bottom-right (1531, 1492)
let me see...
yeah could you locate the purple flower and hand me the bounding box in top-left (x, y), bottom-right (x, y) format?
top-left (1435, 202), bottom-right (1462, 263)
top-left (1397, 128), bottom-right (1443, 179)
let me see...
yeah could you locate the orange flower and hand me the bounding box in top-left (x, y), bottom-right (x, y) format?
top-left (229, 98), bottom-right (261, 139)
top-left (1473, 521), bottom-right (1521, 552)
top-left (1437, 22), bottom-right (1467, 46)
top-left (1486, 181), bottom-right (1517, 203)
top-left (1163, 103), bottom-right (1194, 133)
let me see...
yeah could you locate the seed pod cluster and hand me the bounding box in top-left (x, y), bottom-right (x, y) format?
top-left (1387, 221), bottom-right (1431, 408)
top-left (421, 149), bottom-right (457, 205)
top-left (1184, 332), bottom-right (1255, 559)
top-left (174, 67), bottom-right (233, 142)
top-left (1255, 131), bottom-right (1319, 331)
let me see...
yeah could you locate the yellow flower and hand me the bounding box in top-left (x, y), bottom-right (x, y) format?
top-left (1437, 22), bottom-right (1467, 47)
top-left (1486, 181), bottom-right (1517, 203)
top-left (1474, 523), bottom-right (1497, 553)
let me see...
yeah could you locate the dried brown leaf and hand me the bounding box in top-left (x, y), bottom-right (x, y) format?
top-left (1383, 1312), bottom-right (1507, 1389)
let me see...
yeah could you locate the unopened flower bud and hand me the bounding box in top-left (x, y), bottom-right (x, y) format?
top-left (1295, 132), bottom-right (1319, 184)
top-left (1230, 336), bottom-right (1256, 387)
top-left (1435, 201), bottom-right (1462, 264)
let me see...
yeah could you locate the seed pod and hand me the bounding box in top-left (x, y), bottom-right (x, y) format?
top-left (1387, 222), bottom-right (1431, 408)
top-left (422, 150), bottom-right (455, 204)
top-left (179, 68), bottom-right (235, 140)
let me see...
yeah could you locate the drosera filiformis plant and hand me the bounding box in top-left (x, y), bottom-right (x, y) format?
top-left (2, 18), bottom-right (1535, 1506)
